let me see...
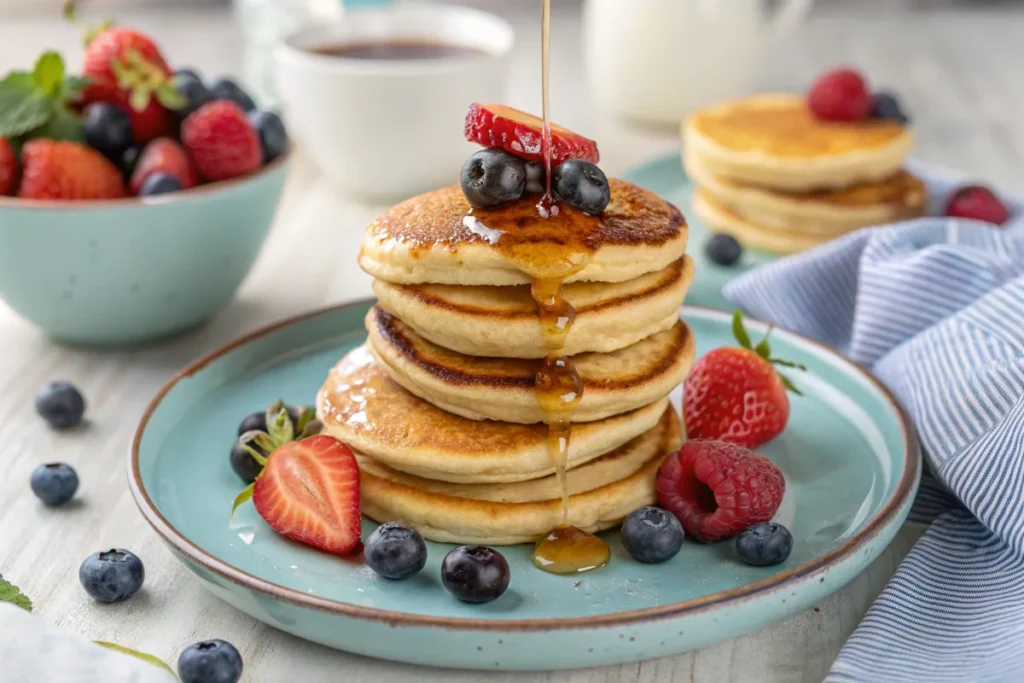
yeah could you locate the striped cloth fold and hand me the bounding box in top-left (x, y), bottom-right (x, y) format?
top-left (723, 165), bottom-right (1024, 683)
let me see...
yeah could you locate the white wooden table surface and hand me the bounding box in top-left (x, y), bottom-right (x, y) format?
top-left (1, 1), bottom-right (1021, 681)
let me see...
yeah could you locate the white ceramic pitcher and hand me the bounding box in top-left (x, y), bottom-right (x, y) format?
top-left (583, 0), bottom-right (815, 125)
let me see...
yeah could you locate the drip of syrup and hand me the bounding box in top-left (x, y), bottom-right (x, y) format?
top-left (528, 0), bottom-right (610, 575)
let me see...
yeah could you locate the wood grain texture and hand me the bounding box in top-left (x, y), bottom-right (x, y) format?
top-left (0, 1), bottom-right (1017, 681)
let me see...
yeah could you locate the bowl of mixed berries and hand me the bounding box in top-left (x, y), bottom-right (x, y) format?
top-left (0, 13), bottom-right (290, 346)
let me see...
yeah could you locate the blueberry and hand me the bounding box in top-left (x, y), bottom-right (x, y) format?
top-left (705, 233), bottom-right (743, 267)
top-left (175, 67), bottom-right (203, 82)
top-left (178, 639), bottom-right (243, 683)
top-left (83, 103), bottom-right (133, 160)
top-left (79, 549), bottom-right (145, 603)
top-left (230, 439), bottom-right (265, 484)
top-left (524, 160), bottom-right (546, 194)
top-left (552, 159), bottom-right (610, 215)
top-left (175, 72), bottom-right (213, 118)
top-left (735, 522), bottom-right (794, 567)
top-left (620, 506), bottom-right (684, 564)
top-left (460, 149), bottom-right (526, 209)
top-left (365, 523), bottom-right (428, 580)
top-left (35, 381), bottom-right (86, 429)
top-left (237, 411), bottom-right (267, 436)
top-left (139, 172), bottom-right (182, 196)
top-left (209, 77), bottom-right (256, 112)
top-left (870, 91), bottom-right (909, 124)
top-left (30, 463), bottom-right (79, 506)
top-left (441, 545), bottom-right (510, 604)
top-left (248, 111), bottom-right (288, 164)
top-left (120, 144), bottom-right (144, 179)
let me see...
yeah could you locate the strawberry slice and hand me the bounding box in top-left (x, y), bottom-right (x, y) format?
top-left (465, 102), bottom-right (599, 165)
top-left (252, 435), bottom-right (362, 556)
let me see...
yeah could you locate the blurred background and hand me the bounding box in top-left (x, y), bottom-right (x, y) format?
top-left (1, 0), bottom-right (1022, 189)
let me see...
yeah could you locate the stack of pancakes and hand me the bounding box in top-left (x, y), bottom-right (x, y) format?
top-left (316, 181), bottom-right (695, 545)
top-left (683, 94), bottom-right (927, 254)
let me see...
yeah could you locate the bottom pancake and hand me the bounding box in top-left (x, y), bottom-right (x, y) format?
top-left (360, 408), bottom-right (682, 545)
top-left (693, 190), bottom-right (830, 254)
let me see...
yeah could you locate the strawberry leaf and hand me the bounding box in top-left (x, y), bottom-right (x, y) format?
top-left (94, 642), bottom-right (177, 678)
top-left (731, 309), bottom-right (752, 349)
top-left (127, 86), bottom-right (150, 113)
top-left (294, 406), bottom-right (316, 434)
top-left (779, 373), bottom-right (803, 396)
top-left (155, 83), bottom-right (187, 111)
top-left (771, 358), bottom-right (808, 371)
top-left (266, 402), bottom-right (295, 445)
top-left (754, 332), bottom-right (772, 360)
top-left (32, 52), bottom-right (65, 98)
top-left (0, 577), bottom-right (33, 612)
top-left (230, 483), bottom-right (256, 522)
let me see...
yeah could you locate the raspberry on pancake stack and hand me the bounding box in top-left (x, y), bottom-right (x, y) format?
top-left (316, 104), bottom-right (695, 552)
top-left (683, 70), bottom-right (926, 255)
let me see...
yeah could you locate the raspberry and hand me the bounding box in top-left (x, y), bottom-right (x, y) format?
top-left (656, 440), bottom-right (785, 543)
top-left (808, 68), bottom-right (872, 122)
top-left (181, 101), bottom-right (262, 182)
top-left (0, 137), bottom-right (16, 196)
top-left (129, 138), bottom-right (197, 195)
top-left (944, 185), bottom-right (1011, 226)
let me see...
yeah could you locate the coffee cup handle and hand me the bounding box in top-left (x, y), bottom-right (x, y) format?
top-left (766, 0), bottom-right (815, 45)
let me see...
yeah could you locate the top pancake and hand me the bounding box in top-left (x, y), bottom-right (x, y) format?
top-left (684, 94), bottom-right (913, 191)
top-left (358, 181), bottom-right (688, 286)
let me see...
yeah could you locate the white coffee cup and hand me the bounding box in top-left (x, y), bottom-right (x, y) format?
top-left (276, 4), bottom-right (514, 200)
top-left (583, 0), bottom-right (815, 126)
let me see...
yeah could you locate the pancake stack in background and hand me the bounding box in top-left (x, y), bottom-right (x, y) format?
top-left (316, 181), bottom-right (695, 546)
top-left (683, 94), bottom-right (926, 254)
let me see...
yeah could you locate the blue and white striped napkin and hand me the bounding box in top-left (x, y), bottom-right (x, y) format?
top-left (723, 164), bottom-right (1024, 683)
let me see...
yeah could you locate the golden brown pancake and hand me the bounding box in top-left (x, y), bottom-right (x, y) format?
top-left (366, 306), bottom-right (694, 423)
top-left (359, 408), bottom-right (682, 545)
top-left (317, 346), bottom-right (670, 483)
top-left (373, 256), bottom-right (694, 358)
top-left (684, 94), bottom-right (913, 191)
top-left (693, 189), bottom-right (832, 254)
top-left (358, 181), bottom-right (689, 286)
top-left (687, 151), bottom-right (927, 235)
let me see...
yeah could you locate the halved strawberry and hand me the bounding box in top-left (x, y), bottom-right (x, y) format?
top-left (464, 103), bottom-right (599, 165)
top-left (129, 138), bottom-right (197, 194)
top-left (251, 435), bottom-right (361, 556)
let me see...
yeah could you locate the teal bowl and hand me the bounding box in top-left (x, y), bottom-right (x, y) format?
top-left (0, 153), bottom-right (290, 347)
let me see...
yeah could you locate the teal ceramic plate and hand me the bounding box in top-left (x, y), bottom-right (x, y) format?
top-left (130, 301), bottom-right (919, 671)
top-left (625, 152), bottom-right (773, 310)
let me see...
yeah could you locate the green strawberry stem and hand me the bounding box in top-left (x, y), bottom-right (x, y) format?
top-left (731, 309), bottom-right (807, 395)
top-left (94, 641), bottom-right (178, 678)
top-left (230, 483), bottom-right (255, 523)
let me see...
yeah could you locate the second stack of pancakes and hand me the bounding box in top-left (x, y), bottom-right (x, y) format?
top-left (317, 181), bottom-right (695, 545)
top-left (684, 94), bottom-right (927, 254)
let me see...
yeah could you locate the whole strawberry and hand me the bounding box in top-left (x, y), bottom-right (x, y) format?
top-left (944, 185), bottom-right (1010, 226)
top-left (0, 138), bottom-right (16, 195)
top-left (683, 310), bottom-right (805, 449)
top-left (181, 101), bottom-right (262, 182)
top-left (657, 440), bottom-right (785, 543)
top-left (129, 138), bottom-right (197, 194)
top-left (18, 139), bottom-right (125, 200)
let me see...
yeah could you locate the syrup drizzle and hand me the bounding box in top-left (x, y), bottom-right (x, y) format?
top-left (529, 0), bottom-right (610, 575)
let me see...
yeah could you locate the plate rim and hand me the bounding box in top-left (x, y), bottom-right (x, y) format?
top-left (128, 299), bottom-right (920, 632)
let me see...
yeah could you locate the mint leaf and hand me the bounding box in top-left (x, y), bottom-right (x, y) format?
top-left (32, 52), bottom-right (65, 98)
top-left (61, 75), bottom-right (91, 103)
top-left (94, 642), bottom-right (177, 678)
top-left (32, 103), bottom-right (83, 142)
top-left (0, 71), bottom-right (35, 93)
top-left (0, 578), bottom-right (33, 612)
top-left (0, 91), bottom-right (52, 138)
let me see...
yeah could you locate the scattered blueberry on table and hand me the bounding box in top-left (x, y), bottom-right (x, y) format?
top-left (30, 463), bottom-right (79, 506)
top-left (620, 506), bottom-right (684, 564)
top-left (35, 381), bottom-right (86, 429)
top-left (460, 148), bottom-right (527, 209)
top-left (365, 523), bottom-right (428, 580)
top-left (178, 639), bottom-right (244, 683)
top-left (735, 522), bottom-right (794, 567)
top-left (441, 545), bottom-right (510, 604)
top-left (705, 233), bottom-right (743, 267)
top-left (552, 158), bottom-right (611, 215)
top-left (79, 549), bottom-right (145, 603)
